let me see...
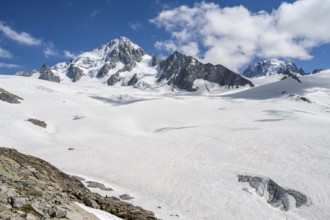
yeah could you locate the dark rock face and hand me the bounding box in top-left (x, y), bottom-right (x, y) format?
top-left (243, 58), bottom-right (306, 78)
top-left (238, 175), bottom-right (309, 211)
top-left (0, 147), bottom-right (158, 220)
top-left (105, 37), bottom-right (145, 65)
top-left (127, 73), bottom-right (138, 86)
top-left (39, 64), bottom-right (60, 83)
top-left (67, 64), bottom-right (83, 82)
top-left (107, 62), bottom-right (137, 86)
top-left (97, 64), bottom-right (111, 78)
top-left (0, 88), bottom-right (23, 104)
top-left (312, 68), bottom-right (325, 74)
top-left (150, 54), bottom-right (160, 66)
top-left (120, 61), bottom-right (137, 73)
top-left (158, 51), bottom-right (254, 91)
top-left (280, 69), bottom-right (302, 83)
top-left (107, 73), bottom-right (120, 86)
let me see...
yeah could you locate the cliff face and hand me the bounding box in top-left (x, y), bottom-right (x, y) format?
top-left (0, 147), bottom-right (157, 220)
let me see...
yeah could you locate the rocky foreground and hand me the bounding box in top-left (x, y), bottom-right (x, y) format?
top-left (0, 147), bottom-right (158, 220)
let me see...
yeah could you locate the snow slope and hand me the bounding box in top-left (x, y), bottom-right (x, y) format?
top-left (0, 72), bottom-right (329, 220)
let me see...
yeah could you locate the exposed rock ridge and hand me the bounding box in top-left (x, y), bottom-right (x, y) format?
top-left (158, 51), bottom-right (254, 91)
top-left (238, 175), bottom-right (309, 211)
top-left (0, 88), bottom-right (23, 104)
top-left (0, 147), bottom-right (158, 220)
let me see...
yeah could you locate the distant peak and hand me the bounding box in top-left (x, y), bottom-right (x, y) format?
top-left (242, 57), bottom-right (305, 78)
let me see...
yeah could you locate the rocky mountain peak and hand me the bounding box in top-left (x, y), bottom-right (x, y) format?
top-left (158, 51), bottom-right (254, 91)
top-left (93, 36), bottom-right (145, 64)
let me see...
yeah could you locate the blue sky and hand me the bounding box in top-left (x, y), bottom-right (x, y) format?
top-left (0, 0), bottom-right (329, 74)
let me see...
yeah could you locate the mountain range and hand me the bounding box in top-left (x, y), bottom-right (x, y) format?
top-left (16, 36), bottom-right (326, 92)
top-left (17, 37), bottom-right (255, 91)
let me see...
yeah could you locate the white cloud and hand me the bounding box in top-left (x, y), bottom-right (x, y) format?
top-left (129, 22), bottom-right (142, 31)
top-left (0, 48), bottom-right (12, 58)
top-left (43, 42), bottom-right (58, 58)
top-left (91, 9), bottom-right (99, 18)
top-left (0, 62), bottom-right (19, 68)
top-left (63, 50), bottom-right (75, 59)
top-left (151, 0), bottom-right (330, 71)
top-left (0, 22), bottom-right (42, 46)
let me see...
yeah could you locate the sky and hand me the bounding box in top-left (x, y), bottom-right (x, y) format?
top-left (0, 0), bottom-right (329, 74)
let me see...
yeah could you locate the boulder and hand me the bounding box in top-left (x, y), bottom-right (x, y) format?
top-left (10, 197), bottom-right (27, 208)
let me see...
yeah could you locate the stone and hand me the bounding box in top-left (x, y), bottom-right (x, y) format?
top-left (83, 198), bottom-right (100, 209)
top-left (119, 194), bottom-right (134, 200)
top-left (27, 118), bottom-right (47, 128)
top-left (10, 197), bottom-right (27, 208)
top-left (86, 181), bottom-right (113, 191)
top-left (45, 206), bottom-right (67, 218)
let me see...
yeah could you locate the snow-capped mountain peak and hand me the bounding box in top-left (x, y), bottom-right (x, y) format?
top-left (242, 58), bottom-right (306, 78)
top-left (17, 37), bottom-right (151, 85)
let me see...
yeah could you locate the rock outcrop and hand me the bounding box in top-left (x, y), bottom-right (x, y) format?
top-left (127, 73), bottom-right (138, 86)
top-left (238, 175), bottom-right (309, 211)
top-left (67, 64), bottom-right (83, 82)
top-left (150, 54), bottom-right (160, 66)
top-left (39, 64), bottom-right (60, 83)
top-left (158, 51), bottom-right (254, 91)
top-left (0, 88), bottom-right (23, 104)
top-left (27, 118), bottom-right (47, 128)
top-left (97, 63), bottom-right (112, 78)
top-left (0, 147), bottom-right (158, 220)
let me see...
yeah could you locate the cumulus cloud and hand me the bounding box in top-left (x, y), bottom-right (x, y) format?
top-left (151, 0), bottom-right (330, 71)
top-left (0, 22), bottom-right (42, 46)
top-left (0, 48), bottom-right (12, 58)
top-left (63, 50), bottom-right (76, 59)
top-left (0, 62), bottom-right (19, 68)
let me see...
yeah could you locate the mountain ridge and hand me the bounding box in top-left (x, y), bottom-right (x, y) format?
top-left (16, 37), bottom-right (254, 91)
